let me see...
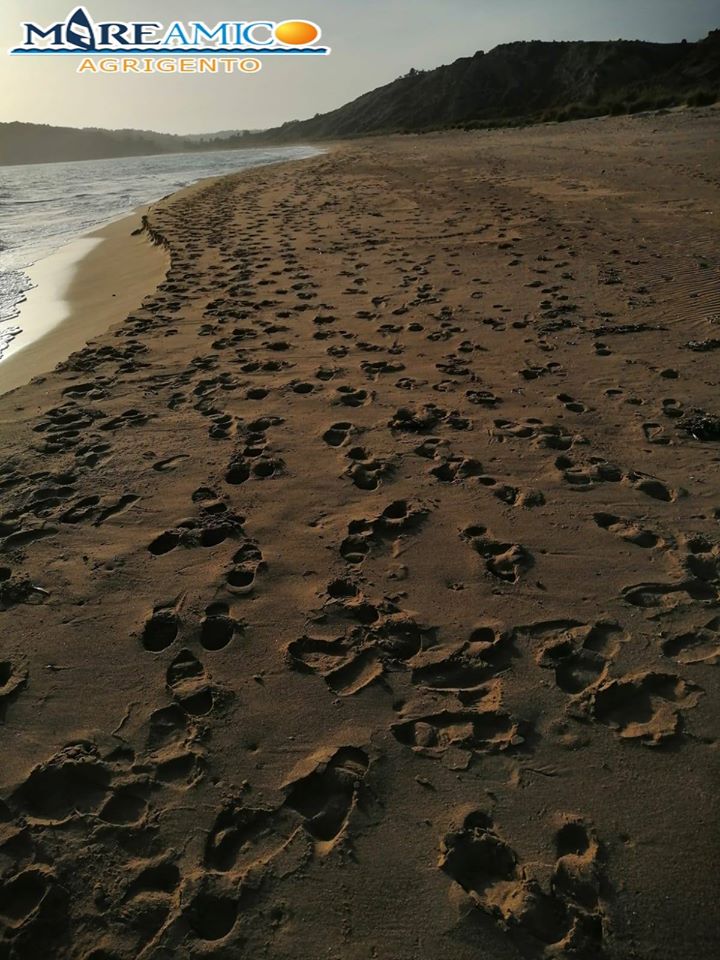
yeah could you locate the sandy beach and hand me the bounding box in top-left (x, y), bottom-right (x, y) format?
top-left (0, 108), bottom-right (719, 959)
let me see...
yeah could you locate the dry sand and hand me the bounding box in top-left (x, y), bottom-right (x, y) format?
top-left (0, 109), bottom-right (719, 960)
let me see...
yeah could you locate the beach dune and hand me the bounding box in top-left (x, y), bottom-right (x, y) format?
top-left (0, 109), bottom-right (718, 959)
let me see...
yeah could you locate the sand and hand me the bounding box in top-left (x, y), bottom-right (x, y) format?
top-left (0, 108), bottom-right (718, 960)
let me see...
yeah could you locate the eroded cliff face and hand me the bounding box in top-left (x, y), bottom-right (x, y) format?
top-left (262, 32), bottom-right (720, 140)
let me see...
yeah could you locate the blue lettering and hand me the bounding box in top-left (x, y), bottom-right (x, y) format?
top-left (132, 23), bottom-right (161, 45)
top-left (241, 22), bottom-right (274, 46)
top-left (163, 22), bottom-right (191, 45)
top-left (189, 22), bottom-right (229, 45)
top-left (98, 24), bottom-right (130, 45)
top-left (24, 22), bottom-right (63, 45)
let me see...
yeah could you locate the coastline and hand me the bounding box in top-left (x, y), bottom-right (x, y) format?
top-left (0, 209), bottom-right (168, 396)
top-left (0, 151), bottom-right (325, 398)
top-left (0, 115), bottom-right (718, 958)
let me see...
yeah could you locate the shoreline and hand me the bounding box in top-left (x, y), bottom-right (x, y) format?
top-left (0, 209), bottom-right (168, 396)
top-left (0, 151), bottom-right (326, 398)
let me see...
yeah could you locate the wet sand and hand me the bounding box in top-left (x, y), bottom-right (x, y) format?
top-left (0, 108), bottom-right (719, 959)
top-left (1, 204), bottom-right (173, 396)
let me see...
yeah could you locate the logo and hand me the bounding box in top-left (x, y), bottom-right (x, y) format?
top-left (9, 6), bottom-right (329, 75)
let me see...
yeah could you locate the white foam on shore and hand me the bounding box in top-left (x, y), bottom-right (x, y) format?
top-left (0, 210), bottom-right (167, 397)
top-left (0, 235), bottom-right (100, 369)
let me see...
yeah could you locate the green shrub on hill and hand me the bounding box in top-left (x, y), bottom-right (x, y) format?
top-left (686, 88), bottom-right (718, 106)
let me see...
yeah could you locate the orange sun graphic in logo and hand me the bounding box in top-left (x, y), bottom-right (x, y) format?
top-left (273, 20), bottom-right (321, 46)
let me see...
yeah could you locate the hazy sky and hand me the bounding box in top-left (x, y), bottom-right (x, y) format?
top-left (1, 1), bottom-right (717, 133)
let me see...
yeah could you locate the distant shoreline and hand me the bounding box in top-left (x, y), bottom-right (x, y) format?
top-left (0, 139), bottom-right (271, 168)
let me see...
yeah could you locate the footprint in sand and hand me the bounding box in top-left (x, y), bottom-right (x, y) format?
top-left (225, 449), bottom-right (283, 484)
top-left (0, 568), bottom-right (48, 613)
top-left (625, 471), bottom-right (680, 503)
top-left (48, 490), bottom-right (138, 528)
top-left (555, 455), bottom-right (623, 489)
top-left (492, 417), bottom-right (575, 451)
top-left (392, 695), bottom-right (527, 769)
top-left (288, 582), bottom-right (431, 696)
top-left (198, 601), bottom-right (239, 651)
top-left (439, 811), bottom-right (608, 956)
top-left (223, 417), bottom-right (285, 484)
top-left (592, 512), bottom-right (663, 549)
top-left (0, 657), bottom-right (28, 721)
top-left (0, 866), bottom-right (61, 943)
top-left (526, 619), bottom-right (623, 695)
top-left (322, 421), bottom-right (357, 448)
top-left (204, 801), bottom-right (301, 874)
top-left (682, 535), bottom-right (720, 582)
top-left (461, 524), bottom-right (534, 584)
top-left (32, 402), bottom-right (106, 454)
top-left (141, 605), bottom-right (180, 652)
top-left (13, 750), bottom-right (106, 824)
top-left (621, 579), bottom-right (717, 609)
top-left (61, 381), bottom-right (108, 402)
top-left (466, 388), bottom-right (502, 407)
top-left (340, 500), bottom-right (429, 565)
top-left (166, 648), bottom-right (221, 717)
top-left (335, 385), bottom-right (371, 408)
top-left (147, 506), bottom-right (245, 555)
top-left (208, 412), bottom-right (239, 440)
top-left (283, 746), bottom-right (369, 847)
top-left (429, 454), bottom-right (484, 484)
top-left (409, 625), bottom-right (513, 694)
top-left (557, 393), bottom-right (591, 414)
top-left (345, 446), bottom-right (395, 491)
top-left (390, 404), bottom-right (471, 433)
top-left (573, 670), bottom-right (702, 746)
top-left (99, 408), bottom-right (153, 432)
top-left (225, 540), bottom-right (265, 595)
top-left (361, 359), bottom-right (405, 380)
top-left (662, 616), bottom-right (720, 665)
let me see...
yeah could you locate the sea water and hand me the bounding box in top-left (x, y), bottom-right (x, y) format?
top-left (0, 145), bottom-right (321, 359)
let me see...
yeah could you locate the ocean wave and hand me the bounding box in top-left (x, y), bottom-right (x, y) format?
top-left (0, 197), bottom-right (66, 206)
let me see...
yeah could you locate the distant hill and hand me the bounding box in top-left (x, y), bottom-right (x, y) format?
top-left (0, 123), bottom-right (259, 166)
top-left (183, 129), bottom-right (263, 142)
top-left (257, 31), bottom-right (720, 141)
top-left (1, 32), bottom-right (718, 164)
